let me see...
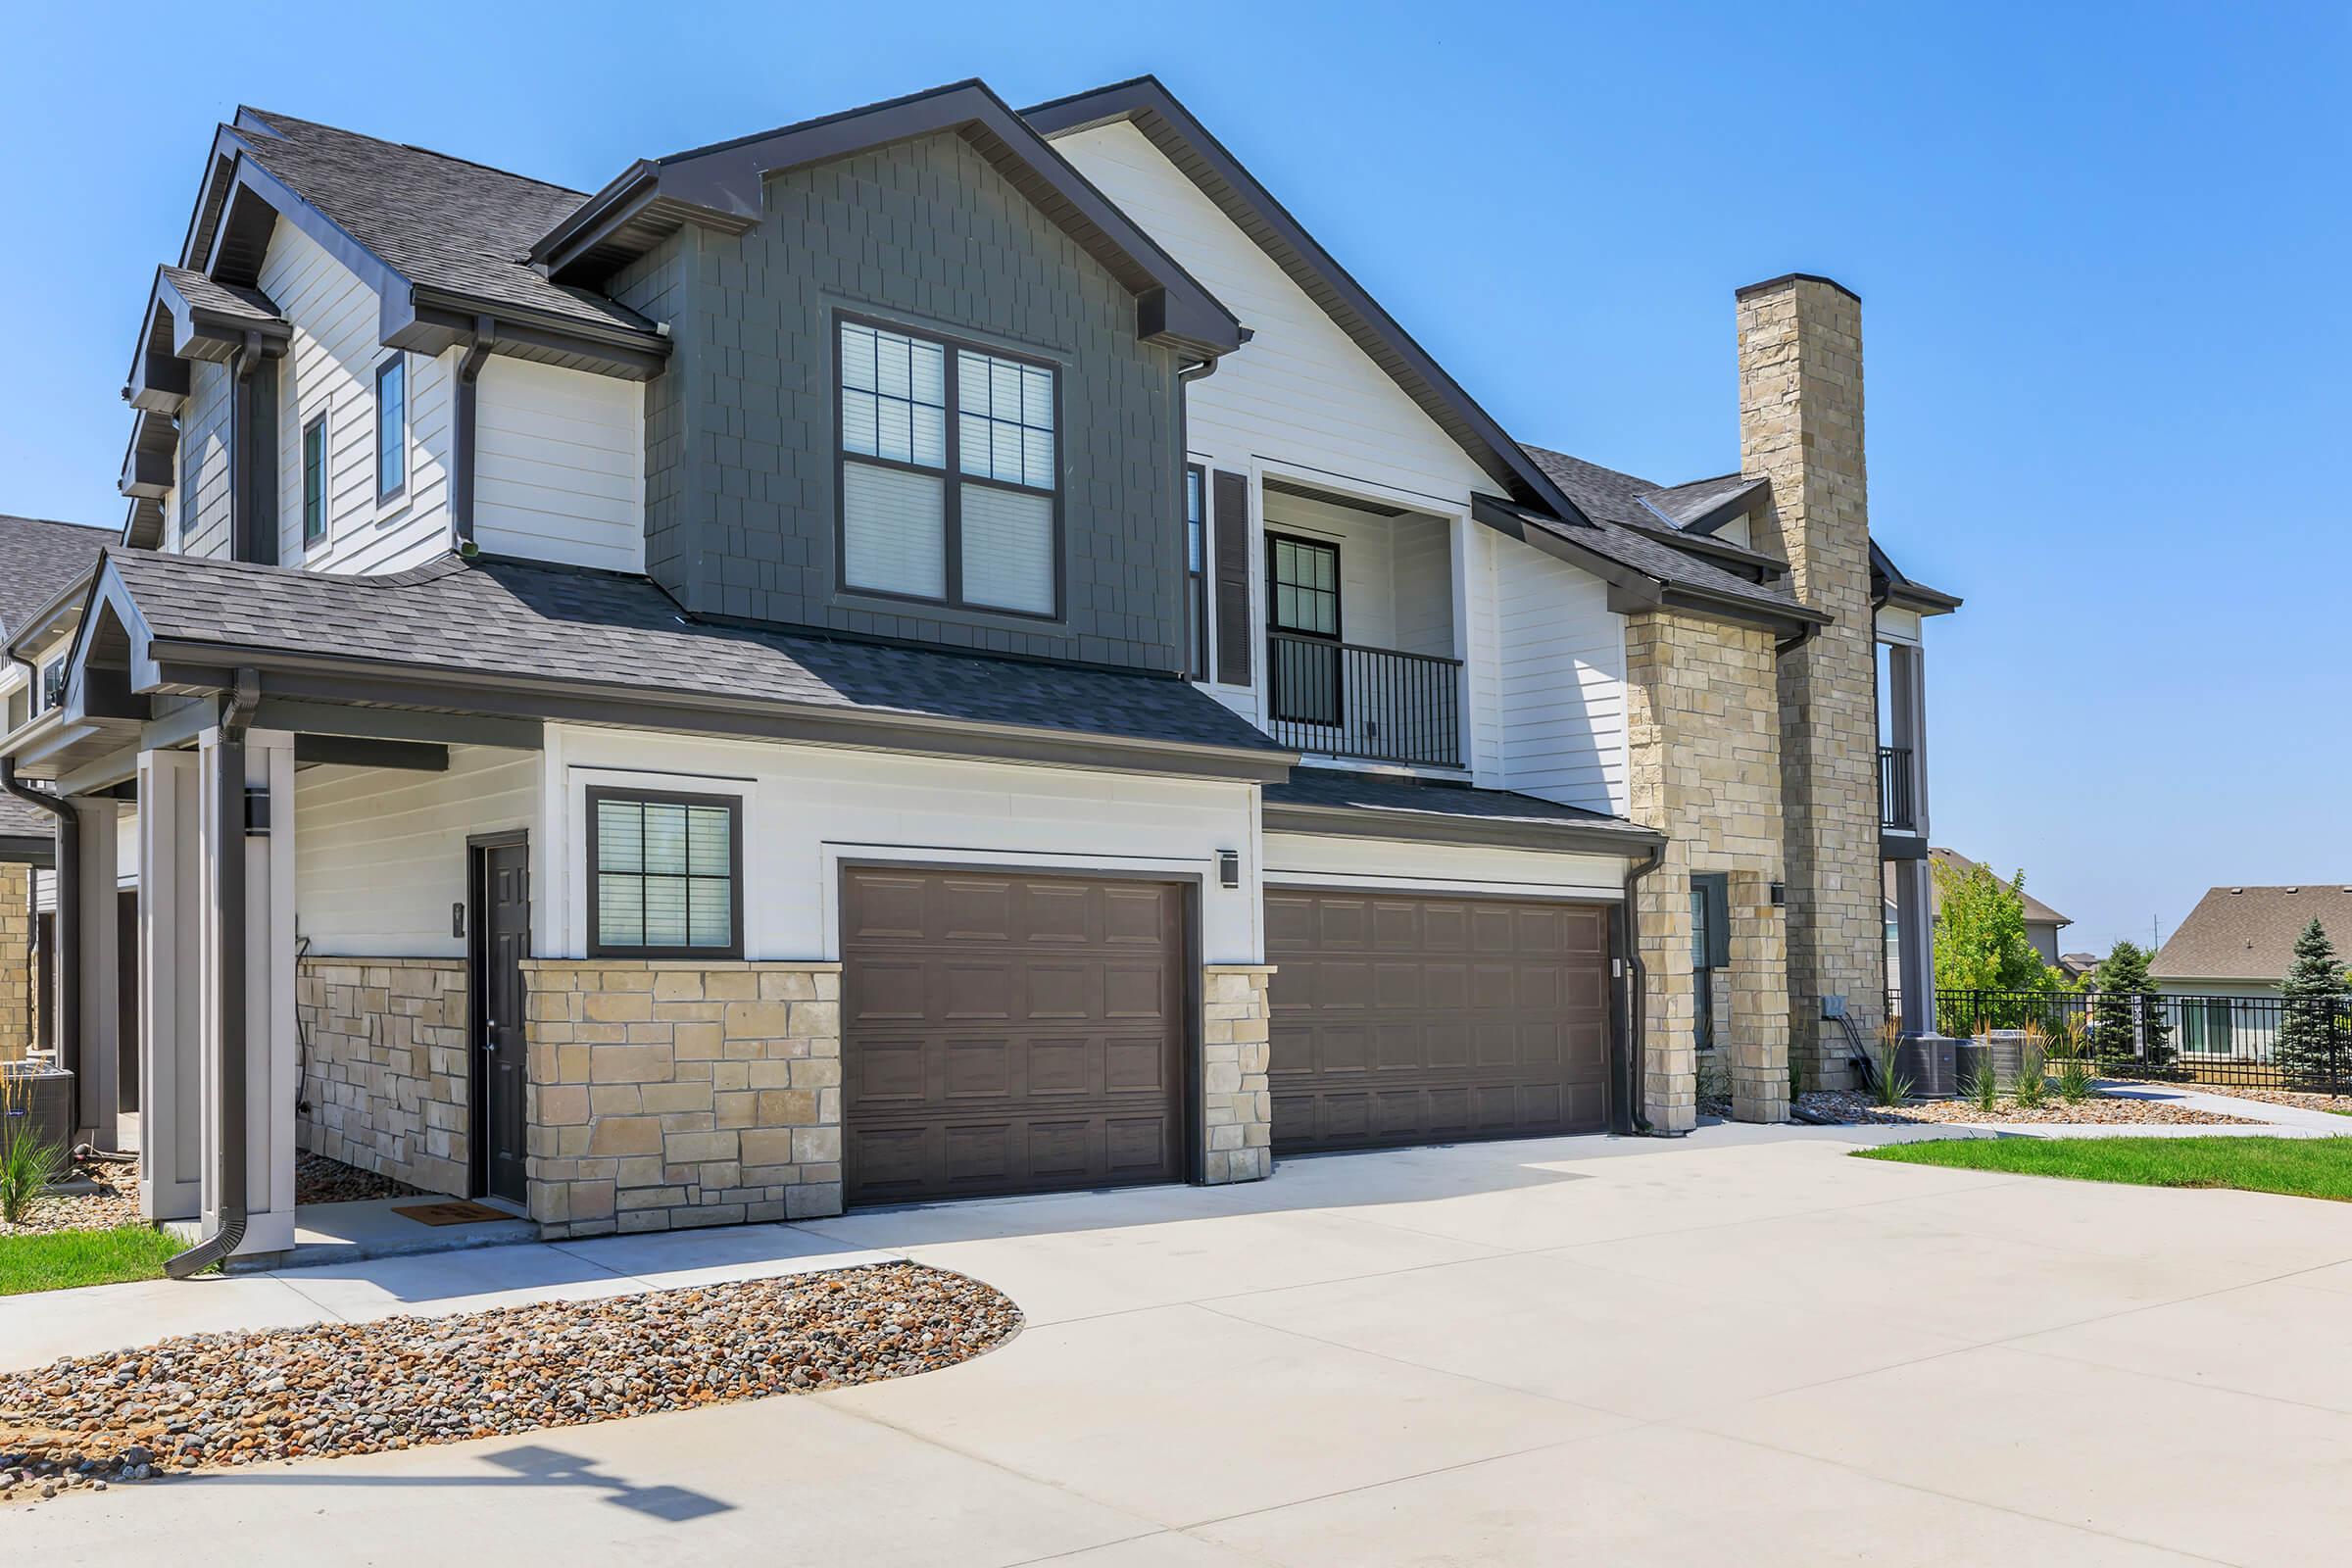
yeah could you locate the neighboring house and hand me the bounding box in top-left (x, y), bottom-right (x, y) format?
top-left (0, 514), bottom-right (115, 1064)
top-left (2149, 886), bottom-right (2352, 1053)
top-left (1885, 848), bottom-right (2075, 992)
top-left (2057, 952), bottom-right (2099, 985)
top-left (0, 77), bottom-right (1956, 1263)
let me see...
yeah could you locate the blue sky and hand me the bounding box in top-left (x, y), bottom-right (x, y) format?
top-left (5, 1), bottom-right (2345, 958)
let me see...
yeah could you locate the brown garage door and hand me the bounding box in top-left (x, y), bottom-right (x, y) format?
top-left (842, 868), bottom-right (1189, 1206)
top-left (1266, 890), bottom-right (1612, 1154)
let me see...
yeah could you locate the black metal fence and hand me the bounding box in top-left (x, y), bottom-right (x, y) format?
top-left (1265, 631), bottom-right (1463, 767)
top-left (1935, 988), bottom-right (2352, 1096)
top-left (1878, 745), bottom-right (1914, 831)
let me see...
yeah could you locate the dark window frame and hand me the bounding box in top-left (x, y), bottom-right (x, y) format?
top-left (301, 411), bottom-right (328, 546)
top-left (1265, 531), bottom-right (1345, 726)
top-left (373, 354), bottom-right (408, 505)
top-left (1185, 464), bottom-right (1209, 679)
top-left (832, 310), bottom-right (1065, 622)
top-left (37, 657), bottom-right (66, 713)
top-left (584, 785), bottom-right (747, 960)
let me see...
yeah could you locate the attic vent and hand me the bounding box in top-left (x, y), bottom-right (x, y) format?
top-left (2286, 886), bottom-right (2301, 894)
top-left (2229, 887), bottom-right (2243, 894)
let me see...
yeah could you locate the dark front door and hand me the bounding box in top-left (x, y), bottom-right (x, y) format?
top-left (841, 868), bottom-right (1189, 1206)
top-left (1265, 890), bottom-right (1612, 1154)
top-left (474, 838), bottom-right (531, 1204)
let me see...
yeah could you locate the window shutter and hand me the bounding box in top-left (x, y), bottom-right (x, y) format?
top-left (1212, 469), bottom-right (1251, 686)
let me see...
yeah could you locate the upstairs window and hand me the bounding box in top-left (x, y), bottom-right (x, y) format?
top-left (838, 318), bottom-right (1059, 617)
top-left (374, 356), bottom-right (407, 503)
top-left (587, 788), bottom-right (742, 958)
top-left (302, 414), bottom-right (328, 545)
top-left (37, 658), bottom-right (66, 713)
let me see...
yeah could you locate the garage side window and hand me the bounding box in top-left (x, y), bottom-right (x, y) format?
top-left (587, 788), bottom-right (743, 958)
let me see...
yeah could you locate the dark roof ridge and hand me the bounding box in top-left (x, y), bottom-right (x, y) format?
top-left (642, 76), bottom-right (991, 168)
top-left (236, 107), bottom-right (589, 199)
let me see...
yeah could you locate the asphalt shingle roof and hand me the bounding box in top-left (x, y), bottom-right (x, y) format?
top-left (105, 551), bottom-right (1286, 759)
top-left (234, 111), bottom-right (656, 340)
top-left (1518, 447), bottom-right (1810, 621)
top-left (160, 265), bottom-right (282, 324)
top-left (1263, 766), bottom-right (1657, 843)
top-left (0, 788), bottom-right (57, 842)
top-left (1642, 472), bottom-right (1768, 531)
top-left (2153, 886), bottom-right (2352, 984)
top-left (0, 514), bottom-right (111, 643)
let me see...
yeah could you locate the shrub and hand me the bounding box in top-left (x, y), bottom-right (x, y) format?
top-left (0, 1074), bottom-right (65, 1226)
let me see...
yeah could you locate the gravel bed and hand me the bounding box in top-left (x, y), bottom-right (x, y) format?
top-left (0, 1260), bottom-right (1017, 1506)
top-left (293, 1152), bottom-right (423, 1206)
top-left (0, 1165), bottom-right (141, 1239)
top-left (1799, 1090), bottom-right (2262, 1127)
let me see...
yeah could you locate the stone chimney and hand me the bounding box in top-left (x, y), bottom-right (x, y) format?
top-left (1737, 274), bottom-right (1884, 1087)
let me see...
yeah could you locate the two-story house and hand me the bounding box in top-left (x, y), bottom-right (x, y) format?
top-left (1, 76), bottom-right (1955, 1267)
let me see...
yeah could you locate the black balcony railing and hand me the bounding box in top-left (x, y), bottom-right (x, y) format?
top-left (1265, 632), bottom-right (1463, 767)
top-left (1878, 745), bottom-right (1915, 831)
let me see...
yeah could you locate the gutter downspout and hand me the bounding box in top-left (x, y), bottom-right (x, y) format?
top-left (167, 667), bottom-right (259, 1280)
top-left (452, 317), bottom-right (497, 554)
top-left (1620, 841), bottom-right (1666, 1135)
top-left (1, 757), bottom-right (74, 1090)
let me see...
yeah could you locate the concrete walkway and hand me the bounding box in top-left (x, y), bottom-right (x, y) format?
top-left (9, 1121), bottom-right (2352, 1565)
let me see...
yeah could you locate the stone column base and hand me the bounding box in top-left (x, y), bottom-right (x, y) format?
top-left (1202, 965), bottom-right (1274, 1183)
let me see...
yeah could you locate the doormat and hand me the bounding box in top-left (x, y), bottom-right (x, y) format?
top-left (391, 1200), bottom-right (512, 1227)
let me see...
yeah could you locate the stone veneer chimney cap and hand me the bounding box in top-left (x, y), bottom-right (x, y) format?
top-left (1735, 271), bottom-right (1862, 305)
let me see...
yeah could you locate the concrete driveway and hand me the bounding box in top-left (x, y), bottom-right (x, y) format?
top-left (12, 1122), bottom-right (2352, 1565)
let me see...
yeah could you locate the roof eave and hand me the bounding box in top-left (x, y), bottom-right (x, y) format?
top-left (129, 633), bottom-right (1299, 786)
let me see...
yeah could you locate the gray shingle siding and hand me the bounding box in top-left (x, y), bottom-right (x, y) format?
top-left (612, 131), bottom-right (1184, 670)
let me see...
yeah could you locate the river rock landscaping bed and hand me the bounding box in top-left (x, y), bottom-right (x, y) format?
top-left (292, 1152), bottom-right (423, 1206)
top-left (1798, 1090), bottom-right (2262, 1127)
top-left (2186, 1085), bottom-right (2352, 1118)
top-left (0, 1260), bottom-right (1019, 1506)
top-left (0, 1164), bottom-right (141, 1239)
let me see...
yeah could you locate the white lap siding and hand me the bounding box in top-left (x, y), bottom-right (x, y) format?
top-left (1479, 530), bottom-right (1630, 815)
top-left (470, 359), bottom-right (645, 573)
top-left (260, 222), bottom-right (455, 571)
top-left (536, 726), bottom-right (1263, 965)
top-left (294, 746), bottom-right (540, 957)
top-left (1262, 831), bottom-right (1624, 902)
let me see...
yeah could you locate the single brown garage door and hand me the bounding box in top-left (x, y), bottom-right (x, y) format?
top-left (842, 868), bottom-right (1189, 1206)
top-left (1266, 890), bottom-right (1612, 1154)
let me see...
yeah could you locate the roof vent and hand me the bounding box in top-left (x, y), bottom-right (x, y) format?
top-left (2229, 887), bottom-right (2243, 894)
top-left (2286, 887), bottom-right (2301, 894)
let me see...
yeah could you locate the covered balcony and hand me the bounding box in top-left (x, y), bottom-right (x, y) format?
top-left (1256, 479), bottom-right (1462, 769)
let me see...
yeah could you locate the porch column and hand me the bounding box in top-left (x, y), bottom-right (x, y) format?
top-left (1637, 852), bottom-right (1697, 1133)
top-left (137, 749), bottom-right (204, 1220)
top-left (196, 723), bottom-right (298, 1257)
top-left (1891, 855), bottom-right (1936, 1036)
top-left (1727, 872), bottom-right (1791, 1121)
top-left (70, 796), bottom-right (121, 1149)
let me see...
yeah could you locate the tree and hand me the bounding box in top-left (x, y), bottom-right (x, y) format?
top-left (2276, 916), bottom-right (2347, 1085)
top-left (1933, 859), bottom-right (2063, 996)
top-left (2090, 939), bottom-right (2173, 1068)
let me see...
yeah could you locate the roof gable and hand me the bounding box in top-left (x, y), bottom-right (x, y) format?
top-left (1027, 77), bottom-right (1565, 513)
top-left (538, 79), bottom-right (1241, 360)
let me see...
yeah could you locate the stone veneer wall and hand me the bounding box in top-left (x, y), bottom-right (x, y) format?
top-left (1739, 275), bottom-right (1886, 1087)
top-left (520, 960), bottom-right (842, 1239)
top-left (295, 957), bottom-right (471, 1195)
top-left (1625, 612), bottom-right (1791, 1129)
top-left (1202, 965), bottom-right (1274, 1183)
top-left (0, 863), bottom-right (30, 1062)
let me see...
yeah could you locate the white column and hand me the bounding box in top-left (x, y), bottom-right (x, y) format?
top-left (71, 797), bottom-right (121, 1149)
top-left (137, 750), bottom-right (204, 1220)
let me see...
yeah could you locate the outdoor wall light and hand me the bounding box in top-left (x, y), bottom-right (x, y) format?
top-left (1218, 849), bottom-right (1241, 889)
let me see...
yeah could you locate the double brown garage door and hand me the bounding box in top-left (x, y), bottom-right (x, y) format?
top-left (1265, 889), bottom-right (1613, 1154)
top-left (840, 870), bottom-right (1614, 1206)
top-left (841, 869), bottom-right (1188, 1206)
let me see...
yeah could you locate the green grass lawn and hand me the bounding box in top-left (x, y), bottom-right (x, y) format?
top-left (1858, 1135), bottom-right (2352, 1202)
top-left (0, 1223), bottom-right (186, 1296)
